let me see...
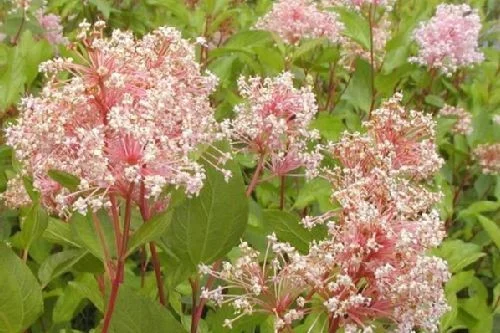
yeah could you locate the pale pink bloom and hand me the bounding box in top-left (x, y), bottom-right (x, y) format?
top-left (323, 0), bottom-right (394, 11)
top-left (0, 175), bottom-right (32, 208)
top-left (255, 0), bottom-right (344, 45)
top-left (410, 4), bottom-right (484, 74)
top-left (36, 10), bottom-right (68, 45)
top-left (205, 94), bottom-right (449, 332)
top-left (297, 94), bottom-right (448, 331)
top-left (222, 73), bottom-right (322, 178)
top-left (10, 0), bottom-right (32, 12)
top-left (474, 143), bottom-right (500, 175)
top-left (5, 24), bottom-right (224, 216)
top-left (365, 93), bottom-right (443, 179)
top-left (439, 105), bottom-right (473, 135)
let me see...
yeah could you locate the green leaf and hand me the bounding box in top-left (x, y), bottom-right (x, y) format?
top-left (336, 8), bottom-right (370, 49)
top-left (0, 243), bottom-right (43, 332)
top-left (477, 215), bottom-right (500, 249)
top-left (127, 211), bottom-right (173, 256)
top-left (70, 211), bottom-right (117, 262)
top-left (292, 38), bottom-right (325, 61)
top-left (433, 240), bottom-right (486, 273)
top-left (19, 204), bottom-right (48, 251)
top-left (424, 94), bottom-right (445, 108)
top-left (48, 169), bottom-right (81, 191)
top-left (294, 178), bottom-right (336, 212)
top-left (68, 273), bottom-right (104, 312)
top-left (89, 0), bottom-right (113, 19)
top-left (108, 285), bottom-right (186, 333)
top-left (311, 113), bottom-right (345, 141)
top-left (341, 59), bottom-right (372, 112)
top-left (52, 284), bottom-right (85, 324)
top-left (162, 158), bottom-right (248, 267)
top-left (224, 30), bottom-right (272, 48)
top-left (262, 210), bottom-right (327, 253)
top-left (459, 201), bottom-right (500, 219)
top-left (43, 217), bottom-right (81, 248)
top-left (38, 249), bottom-right (88, 287)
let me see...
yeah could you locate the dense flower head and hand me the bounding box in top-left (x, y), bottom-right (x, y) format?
top-left (36, 9), bottom-right (68, 46)
top-left (474, 143), bottom-right (500, 175)
top-left (298, 94), bottom-right (449, 331)
top-left (255, 0), bottom-right (344, 45)
top-left (410, 4), bottom-right (484, 74)
top-left (322, 0), bottom-right (395, 11)
top-left (333, 93), bottom-right (443, 179)
top-left (4, 22), bottom-right (225, 216)
top-left (204, 94), bottom-right (449, 332)
top-left (439, 105), bottom-right (473, 135)
top-left (222, 72), bottom-right (322, 177)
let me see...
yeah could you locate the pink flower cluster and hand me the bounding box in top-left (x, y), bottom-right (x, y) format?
top-left (4, 22), bottom-right (225, 216)
top-left (323, 0), bottom-right (394, 11)
top-left (410, 4), bottom-right (484, 74)
top-left (202, 94), bottom-right (449, 332)
top-left (221, 73), bottom-right (322, 178)
top-left (255, 0), bottom-right (344, 45)
top-left (474, 143), bottom-right (500, 175)
top-left (439, 104), bottom-right (473, 135)
top-left (36, 10), bottom-right (68, 46)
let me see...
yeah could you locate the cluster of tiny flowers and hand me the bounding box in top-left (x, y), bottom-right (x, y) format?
top-left (9, 0), bottom-right (32, 13)
top-left (222, 72), bottom-right (322, 178)
top-left (4, 22), bottom-right (226, 215)
top-left (298, 93), bottom-right (449, 331)
top-left (199, 236), bottom-right (307, 332)
top-left (473, 143), bottom-right (500, 175)
top-left (203, 94), bottom-right (449, 332)
top-left (255, 0), bottom-right (344, 45)
top-left (410, 4), bottom-right (484, 75)
top-left (36, 9), bottom-right (68, 45)
top-left (0, 175), bottom-right (32, 208)
top-left (322, 0), bottom-right (394, 11)
top-left (439, 105), bottom-right (473, 135)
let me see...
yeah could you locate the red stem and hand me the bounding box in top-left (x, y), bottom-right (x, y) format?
top-left (279, 175), bottom-right (286, 210)
top-left (328, 315), bottom-right (340, 333)
top-left (245, 154), bottom-right (265, 197)
top-left (101, 184), bottom-right (134, 333)
top-left (139, 181), bottom-right (166, 306)
top-left (190, 261), bottom-right (221, 333)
